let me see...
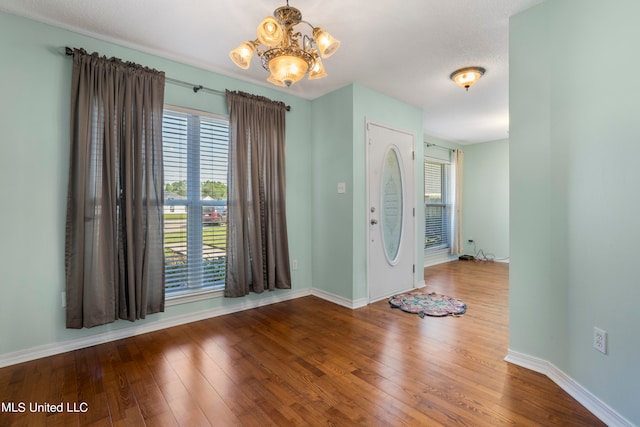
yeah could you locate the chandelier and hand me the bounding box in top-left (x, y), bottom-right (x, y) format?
top-left (229, 1), bottom-right (340, 87)
top-left (450, 67), bottom-right (486, 91)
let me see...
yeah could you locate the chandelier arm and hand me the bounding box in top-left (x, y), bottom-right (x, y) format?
top-left (302, 34), bottom-right (312, 51)
top-left (230, 4), bottom-right (335, 86)
top-left (300, 20), bottom-right (316, 31)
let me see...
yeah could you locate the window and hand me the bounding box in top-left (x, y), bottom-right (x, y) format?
top-left (424, 160), bottom-right (451, 252)
top-left (162, 106), bottom-right (229, 294)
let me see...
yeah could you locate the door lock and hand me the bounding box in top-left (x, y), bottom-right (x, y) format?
top-left (370, 219), bottom-right (378, 225)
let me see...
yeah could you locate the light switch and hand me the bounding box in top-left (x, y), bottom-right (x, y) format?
top-left (337, 182), bottom-right (346, 193)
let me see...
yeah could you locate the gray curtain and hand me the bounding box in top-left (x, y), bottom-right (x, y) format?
top-left (65, 49), bottom-right (166, 328)
top-left (225, 90), bottom-right (291, 297)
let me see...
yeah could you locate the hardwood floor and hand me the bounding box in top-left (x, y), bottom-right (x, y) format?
top-left (0, 261), bottom-right (604, 426)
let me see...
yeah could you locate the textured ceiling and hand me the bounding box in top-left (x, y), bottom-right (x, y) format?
top-left (0, 0), bottom-right (544, 144)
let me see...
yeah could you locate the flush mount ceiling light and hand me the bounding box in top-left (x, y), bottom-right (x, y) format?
top-left (229, 0), bottom-right (340, 87)
top-left (450, 66), bottom-right (486, 91)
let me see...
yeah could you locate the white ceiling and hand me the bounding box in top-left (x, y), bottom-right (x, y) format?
top-left (0, 0), bottom-right (544, 144)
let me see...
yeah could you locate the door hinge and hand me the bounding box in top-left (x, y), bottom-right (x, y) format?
top-left (413, 264), bottom-right (416, 274)
top-left (413, 207), bottom-right (415, 217)
top-left (412, 150), bottom-right (415, 160)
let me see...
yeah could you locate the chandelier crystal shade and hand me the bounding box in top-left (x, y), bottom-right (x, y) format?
top-left (229, 1), bottom-right (340, 87)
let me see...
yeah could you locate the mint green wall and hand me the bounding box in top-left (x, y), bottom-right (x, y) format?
top-left (422, 137), bottom-right (509, 264)
top-left (310, 84), bottom-right (423, 300)
top-left (310, 85), bottom-right (355, 299)
top-left (511, 1), bottom-right (640, 424)
top-left (0, 11), bottom-right (313, 356)
top-left (462, 139), bottom-right (509, 260)
top-left (0, 10), bottom-right (425, 357)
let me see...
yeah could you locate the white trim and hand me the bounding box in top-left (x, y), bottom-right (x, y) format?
top-left (310, 288), bottom-right (368, 309)
top-left (164, 103), bottom-right (228, 120)
top-left (0, 288), bottom-right (309, 368)
top-left (424, 154), bottom-right (452, 165)
top-left (165, 287), bottom-right (224, 306)
top-left (7, 296), bottom-right (633, 427)
top-left (0, 287), bottom-right (377, 369)
top-left (505, 349), bottom-right (634, 427)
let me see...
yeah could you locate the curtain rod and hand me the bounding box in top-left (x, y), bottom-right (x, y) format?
top-left (64, 47), bottom-right (291, 112)
top-left (426, 143), bottom-right (455, 152)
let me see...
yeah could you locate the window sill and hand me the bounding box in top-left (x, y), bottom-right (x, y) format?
top-left (424, 246), bottom-right (451, 256)
top-left (165, 287), bottom-right (224, 307)
top-left (424, 247), bottom-right (456, 267)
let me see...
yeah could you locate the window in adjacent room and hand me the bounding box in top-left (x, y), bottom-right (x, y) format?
top-left (424, 159), bottom-right (451, 253)
top-left (162, 106), bottom-right (229, 295)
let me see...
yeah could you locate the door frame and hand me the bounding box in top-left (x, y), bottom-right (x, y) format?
top-left (365, 119), bottom-right (418, 303)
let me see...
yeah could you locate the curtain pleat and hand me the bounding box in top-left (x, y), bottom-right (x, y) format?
top-left (225, 90), bottom-right (291, 297)
top-left (65, 49), bottom-right (165, 328)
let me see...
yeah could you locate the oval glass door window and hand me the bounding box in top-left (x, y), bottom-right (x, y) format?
top-left (381, 147), bottom-right (404, 264)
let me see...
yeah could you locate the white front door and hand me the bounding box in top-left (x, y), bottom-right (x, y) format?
top-left (367, 121), bottom-right (416, 302)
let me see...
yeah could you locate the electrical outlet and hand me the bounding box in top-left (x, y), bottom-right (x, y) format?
top-left (61, 291), bottom-right (66, 308)
top-left (292, 259), bottom-right (298, 270)
top-left (594, 327), bottom-right (607, 354)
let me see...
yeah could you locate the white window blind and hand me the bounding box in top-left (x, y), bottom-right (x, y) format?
top-left (424, 160), bottom-right (451, 252)
top-left (162, 106), bottom-right (229, 293)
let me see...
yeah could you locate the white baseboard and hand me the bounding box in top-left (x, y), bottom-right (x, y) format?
top-left (310, 288), bottom-right (368, 309)
top-left (9, 298), bottom-right (630, 426)
top-left (505, 349), bottom-right (634, 427)
top-left (0, 288), bottom-right (311, 369)
top-left (0, 287), bottom-right (378, 369)
top-left (311, 282), bottom-right (428, 308)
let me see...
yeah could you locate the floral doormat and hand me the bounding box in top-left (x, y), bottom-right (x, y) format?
top-left (388, 291), bottom-right (467, 318)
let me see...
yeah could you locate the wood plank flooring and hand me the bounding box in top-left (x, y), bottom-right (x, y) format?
top-left (0, 261), bottom-right (605, 426)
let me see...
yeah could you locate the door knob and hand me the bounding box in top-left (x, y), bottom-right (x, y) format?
top-left (370, 219), bottom-right (378, 225)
